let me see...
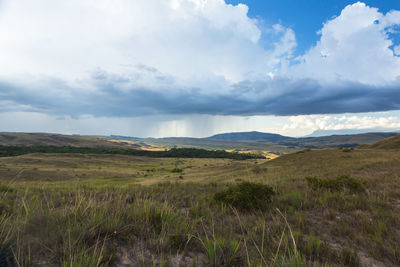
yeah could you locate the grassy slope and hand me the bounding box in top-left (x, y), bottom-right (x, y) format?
top-left (368, 134), bottom-right (400, 149)
top-left (0, 133), bottom-right (141, 149)
top-left (0, 147), bottom-right (399, 266)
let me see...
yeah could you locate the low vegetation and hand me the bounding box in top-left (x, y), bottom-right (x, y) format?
top-left (305, 175), bottom-right (364, 193)
top-left (0, 146), bottom-right (264, 160)
top-left (214, 182), bottom-right (275, 211)
top-left (0, 144), bottom-right (399, 266)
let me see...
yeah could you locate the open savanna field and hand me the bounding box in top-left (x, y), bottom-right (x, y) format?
top-left (1, 145), bottom-right (400, 266)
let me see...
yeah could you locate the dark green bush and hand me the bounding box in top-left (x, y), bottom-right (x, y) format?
top-left (306, 175), bottom-right (364, 193)
top-left (342, 148), bottom-right (353, 152)
top-left (0, 184), bottom-right (12, 193)
top-left (214, 182), bottom-right (275, 211)
top-left (171, 168), bottom-right (183, 173)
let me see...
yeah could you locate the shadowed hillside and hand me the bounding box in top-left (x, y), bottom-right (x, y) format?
top-left (368, 134), bottom-right (400, 149)
top-left (140, 132), bottom-right (398, 153)
top-left (0, 133), bottom-right (140, 149)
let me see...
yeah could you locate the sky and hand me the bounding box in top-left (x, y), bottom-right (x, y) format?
top-left (0, 0), bottom-right (400, 137)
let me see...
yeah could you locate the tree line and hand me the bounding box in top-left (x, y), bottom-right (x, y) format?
top-left (0, 146), bottom-right (265, 160)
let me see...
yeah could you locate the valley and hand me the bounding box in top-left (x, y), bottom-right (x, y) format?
top-left (0, 133), bottom-right (399, 266)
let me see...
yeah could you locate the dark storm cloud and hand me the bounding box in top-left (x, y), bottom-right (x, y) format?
top-left (1, 74), bottom-right (400, 117)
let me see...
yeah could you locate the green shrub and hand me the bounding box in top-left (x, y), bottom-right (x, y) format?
top-left (214, 182), bottom-right (275, 211)
top-left (0, 184), bottom-right (12, 193)
top-left (306, 175), bottom-right (364, 193)
top-left (342, 148), bottom-right (353, 152)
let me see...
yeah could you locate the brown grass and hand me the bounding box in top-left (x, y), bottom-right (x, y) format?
top-left (0, 147), bottom-right (399, 266)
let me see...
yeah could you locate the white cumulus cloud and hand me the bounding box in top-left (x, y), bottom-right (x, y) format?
top-left (0, 0), bottom-right (293, 85)
top-left (291, 2), bottom-right (400, 84)
top-left (282, 112), bottom-right (400, 136)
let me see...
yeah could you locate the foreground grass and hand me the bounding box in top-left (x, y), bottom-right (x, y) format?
top-left (0, 148), bottom-right (399, 266)
top-left (0, 182), bottom-right (367, 266)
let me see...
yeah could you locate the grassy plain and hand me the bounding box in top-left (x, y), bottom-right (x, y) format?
top-left (0, 147), bottom-right (400, 266)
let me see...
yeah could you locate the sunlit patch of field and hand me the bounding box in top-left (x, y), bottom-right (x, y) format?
top-left (138, 145), bottom-right (167, 151)
top-left (225, 149), bottom-right (280, 159)
top-left (109, 139), bottom-right (168, 151)
top-left (108, 139), bottom-right (136, 145)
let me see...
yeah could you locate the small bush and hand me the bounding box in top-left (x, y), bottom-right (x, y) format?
top-left (296, 149), bottom-right (311, 154)
top-left (171, 168), bottom-right (183, 173)
top-left (0, 184), bottom-right (12, 193)
top-left (214, 182), bottom-right (275, 211)
top-left (306, 175), bottom-right (364, 193)
top-left (342, 148), bottom-right (353, 152)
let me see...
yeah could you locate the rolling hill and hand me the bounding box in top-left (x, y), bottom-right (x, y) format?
top-left (368, 133), bottom-right (400, 149)
top-left (0, 132), bottom-right (141, 149)
top-left (140, 131), bottom-right (398, 152)
top-left (1, 132), bottom-right (398, 155)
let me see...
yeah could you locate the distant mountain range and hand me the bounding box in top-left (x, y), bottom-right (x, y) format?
top-left (206, 131), bottom-right (291, 142)
top-left (1, 131), bottom-right (398, 154)
top-left (137, 131), bottom-right (399, 152)
top-left (206, 130), bottom-right (398, 143)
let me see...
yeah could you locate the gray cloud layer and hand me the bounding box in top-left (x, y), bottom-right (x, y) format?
top-left (1, 75), bottom-right (400, 117)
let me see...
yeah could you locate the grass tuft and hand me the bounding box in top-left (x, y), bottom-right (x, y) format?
top-left (305, 175), bottom-right (364, 193)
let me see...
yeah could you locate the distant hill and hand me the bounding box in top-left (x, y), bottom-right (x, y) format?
top-left (143, 132), bottom-right (398, 152)
top-left (207, 131), bottom-right (291, 142)
top-left (1, 132), bottom-right (398, 154)
top-left (368, 134), bottom-right (400, 149)
top-left (0, 133), bottom-right (141, 149)
top-left (306, 129), bottom-right (399, 137)
top-left (295, 132), bottom-right (398, 148)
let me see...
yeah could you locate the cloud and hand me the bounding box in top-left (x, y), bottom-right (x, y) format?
top-left (0, 0), bottom-right (399, 120)
top-left (282, 112), bottom-right (400, 134)
top-left (291, 2), bottom-right (400, 84)
top-left (1, 71), bottom-right (400, 117)
top-left (0, 0), bottom-right (292, 83)
top-left (2, 111), bottom-right (399, 138)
